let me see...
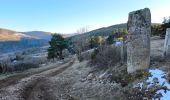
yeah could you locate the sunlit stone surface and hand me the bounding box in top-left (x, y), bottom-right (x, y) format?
top-left (127, 8), bottom-right (151, 73)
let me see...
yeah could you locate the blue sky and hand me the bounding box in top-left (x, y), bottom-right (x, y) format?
top-left (0, 0), bottom-right (170, 33)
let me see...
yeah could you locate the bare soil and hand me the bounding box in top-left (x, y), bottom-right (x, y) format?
top-left (0, 58), bottom-right (75, 100)
top-left (150, 36), bottom-right (170, 70)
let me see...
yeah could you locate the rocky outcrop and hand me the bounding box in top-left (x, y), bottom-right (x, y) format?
top-left (127, 8), bottom-right (151, 73)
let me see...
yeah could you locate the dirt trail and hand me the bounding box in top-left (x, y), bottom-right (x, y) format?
top-left (0, 58), bottom-right (75, 100)
top-left (0, 59), bottom-right (71, 89)
top-left (21, 59), bottom-right (75, 100)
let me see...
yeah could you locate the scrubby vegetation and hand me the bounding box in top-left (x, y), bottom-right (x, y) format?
top-left (111, 69), bottom-right (151, 87)
top-left (90, 45), bottom-right (121, 69)
top-left (0, 48), bottom-right (49, 74)
top-left (0, 39), bottom-right (49, 54)
top-left (160, 17), bottom-right (170, 37)
top-left (0, 60), bottom-right (40, 73)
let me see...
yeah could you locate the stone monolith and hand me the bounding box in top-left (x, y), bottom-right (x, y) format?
top-left (127, 8), bottom-right (151, 73)
top-left (162, 28), bottom-right (170, 58)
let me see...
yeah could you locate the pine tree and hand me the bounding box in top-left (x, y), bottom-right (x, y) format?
top-left (47, 34), bottom-right (67, 60)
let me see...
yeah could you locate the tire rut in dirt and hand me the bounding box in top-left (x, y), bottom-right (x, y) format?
top-left (21, 78), bottom-right (56, 100)
top-left (48, 59), bottom-right (75, 77)
top-left (21, 59), bottom-right (75, 100)
top-left (0, 74), bottom-right (28, 89)
top-left (0, 59), bottom-right (71, 89)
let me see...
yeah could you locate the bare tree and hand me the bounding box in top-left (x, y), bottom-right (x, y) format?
top-left (75, 26), bottom-right (89, 61)
top-left (76, 26), bottom-right (89, 34)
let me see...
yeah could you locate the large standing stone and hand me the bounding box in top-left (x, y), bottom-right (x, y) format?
top-left (162, 28), bottom-right (170, 58)
top-left (127, 8), bottom-right (151, 73)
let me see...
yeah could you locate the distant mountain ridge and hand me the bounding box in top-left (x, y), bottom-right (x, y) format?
top-left (0, 23), bottom-right (161, 42)
top-left (21, 31), bottom-right (52, 41)
top-left (0, 28), bottom-right (34, 41)
top-left (0, 29), bottom-right (52, 54)
top-left (0, 23), bottom-right (161, 54)
top-left (0, 23), bottom-right (128, 42)
top-left (0, 28), bottom-right (76, 54)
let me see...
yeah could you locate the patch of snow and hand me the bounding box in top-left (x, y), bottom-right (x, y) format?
top-left (137, 69), bottom-right (170, 100)
top-left (12, 60), bottom-right (17, 63)
top-left (148, 69), bottom-right (170, 100)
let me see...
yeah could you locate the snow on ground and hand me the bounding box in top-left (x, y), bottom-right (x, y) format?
top-left (137, 69), bottom-right (170, 100)
top-left (148, 69), bottom-right (170, 100)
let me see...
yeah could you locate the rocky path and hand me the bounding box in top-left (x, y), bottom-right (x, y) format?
top-left (0, 58), bottom-right (75, 100)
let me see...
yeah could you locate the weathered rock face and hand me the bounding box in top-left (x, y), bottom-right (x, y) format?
top-left (162, 28), bottom-right (170, 58)
top-left (127, 8), bottom-right (151, 73)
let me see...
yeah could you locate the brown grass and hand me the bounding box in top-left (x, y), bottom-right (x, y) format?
top-left (0, 28), bottom-right (21, 41)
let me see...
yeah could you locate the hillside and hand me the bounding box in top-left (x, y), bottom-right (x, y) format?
top-left (68, 23), bottom-right (161, 40)
top-left (21, 31), bottom-right (52, 41)
top-left (0, 28), bottom-right (32, 41)
top-left (70, 23), bottom-right (126, 38)
top-left (0, 28), bottom-right (76, 54)
top-left (0, 29), bottom-right (51, 54)
top-left (0, 23), bottom-right (161, 54)
top-left (0, 29), bottom-right (54, 41)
